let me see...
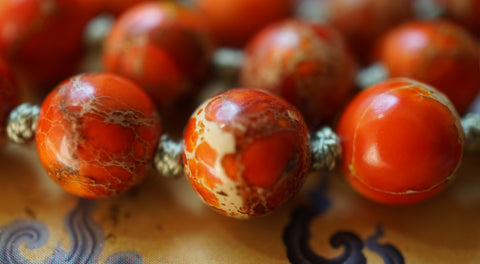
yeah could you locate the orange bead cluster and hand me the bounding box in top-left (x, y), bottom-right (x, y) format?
top-left (0, 0), bottom-right (477, 218)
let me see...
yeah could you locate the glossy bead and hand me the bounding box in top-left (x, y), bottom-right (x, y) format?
top-left (195, 0), bottom-right (294, 47)
top-left (325, 0), bottom-right (413, 63)
top-left (241, 20), bottom-right (356, 128)
top-left (183, 88), bottom-right (311, 218)
top-left (337, 78), bottom-right (464, 205)
top-left (374, 20), bottom-right (480, 114)
top-left (439, 0), bottom-right (480, 36)
top-left (0, 58), bottom-right (19, 140)
top-left (0, 0), bottom-right (93, 90)
top-left (35, 73), bottom-right (162, 198)
top-left (103, 2), bottom-right (215, 108)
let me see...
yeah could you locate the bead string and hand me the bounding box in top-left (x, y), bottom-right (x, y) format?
top-left (7, 101), bottom-right (480, 177)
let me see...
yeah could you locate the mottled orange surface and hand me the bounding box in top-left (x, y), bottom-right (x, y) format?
top-left (103, 1), bottom-right (214, 108)
top-left (183, 88), bottom-right (311, 218)
top-left (35, 73), bottom-right (162, 198)
top-left (337, 78), bottom-right (464, 205)
top-left (0, 0), bottom-right (93, 90)
top-left (241, 20), bottom-right (356, 128)
top-left (195, 0), bottom-right (294, 47)
top-left (374, 20), bottom-right (480, 114)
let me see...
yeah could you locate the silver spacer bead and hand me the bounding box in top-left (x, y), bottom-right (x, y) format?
top-left (212, 48), bottom-right (244, 80)
top-left (154, 135), bottom-right (184, 179)
top-left (413, 0), bottom-right (444, 20)
top-left (7, 103), bottom-right (40, 144)
top-left (356, 62), bottom-right (389, 89)
top-left (311, 127), bottom-right (343, 172)
top-left (461, 113), bottom-right (480, 152)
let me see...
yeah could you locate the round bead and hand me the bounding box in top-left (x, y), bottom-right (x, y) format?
top-left (325, 0), bottom-right (413, 63)
top-left (0, 0), bottom-right (93, 89)
top-left (103, 2), bottom-right (215, 107)
top-left (241, 20), bottom-right (356, 128)
top-left (195, 0), bottom-right (294, 47)
top-left (337, 78), bottom-right (464, 205)
top-left (374, 20), bottom-right (480, 114)
top-left (35, 73), bottom-right (162, 198)
top-left (183, 88), bottom-right (311, 218)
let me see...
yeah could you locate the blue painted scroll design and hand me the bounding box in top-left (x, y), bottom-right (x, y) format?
top-left (366, 225), bottom-right (405, 264)
top-left (283, 179), bottom-right (405, 264)
top-left (0, 199), bottom-right (145, 264)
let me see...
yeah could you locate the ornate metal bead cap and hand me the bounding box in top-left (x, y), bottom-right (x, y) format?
top-left (462, 113), bottom-right (480, 152)
top-left (311, 127), bottom-right (343, 172)
top-left (154, 135), bottom-right (184, 179)
top-left (7, 103), bottom-right (40, 144)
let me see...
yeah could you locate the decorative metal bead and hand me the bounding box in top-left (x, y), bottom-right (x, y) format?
top-left (7, 103), bottom-right (40, 144)
top-left (413, 0), bottom-right (444, 19)
top-left (212, 48), bottom-right (244, 80)
top-left (311, 127), bottom-right (342, 172)
top-left (356, 62), bottom-right (389, 89)
top-left (154, 135), bottom-right (183, 179)
top-left (461, 113), bottom-right (480, 152)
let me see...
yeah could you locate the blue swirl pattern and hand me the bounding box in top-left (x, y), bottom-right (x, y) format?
top-left (366, 225), bottom-right (405, 264)
top-left (0, 199), bottom-right (144, 264)
top-left (283, 179), bottom-right (405, 264)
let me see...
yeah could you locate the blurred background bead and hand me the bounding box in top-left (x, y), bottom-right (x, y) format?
top-left (373, 20), bottom-right (480, 114)
top-left (103, 1), bottom-right (215, 109)
top-left (0, 0), bottom-right (94, 94)
top-left (241, 20), bottom-right (357, 128)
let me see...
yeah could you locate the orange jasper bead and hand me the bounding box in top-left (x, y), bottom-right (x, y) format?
top-left (35, 73), bottom-right (162, 198)
top-left (374, 20), bottom-right (480, 114)
top-left (183, 88), bottom-right (311, 218)
top-left (241, 19), bottom-right (356, 128)
top-left (103, 1), bottom-right (214, 108)
top-left (337, 78), bottom-right (464, 205)
top-left (0, 0), bottom-right (93, 90)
